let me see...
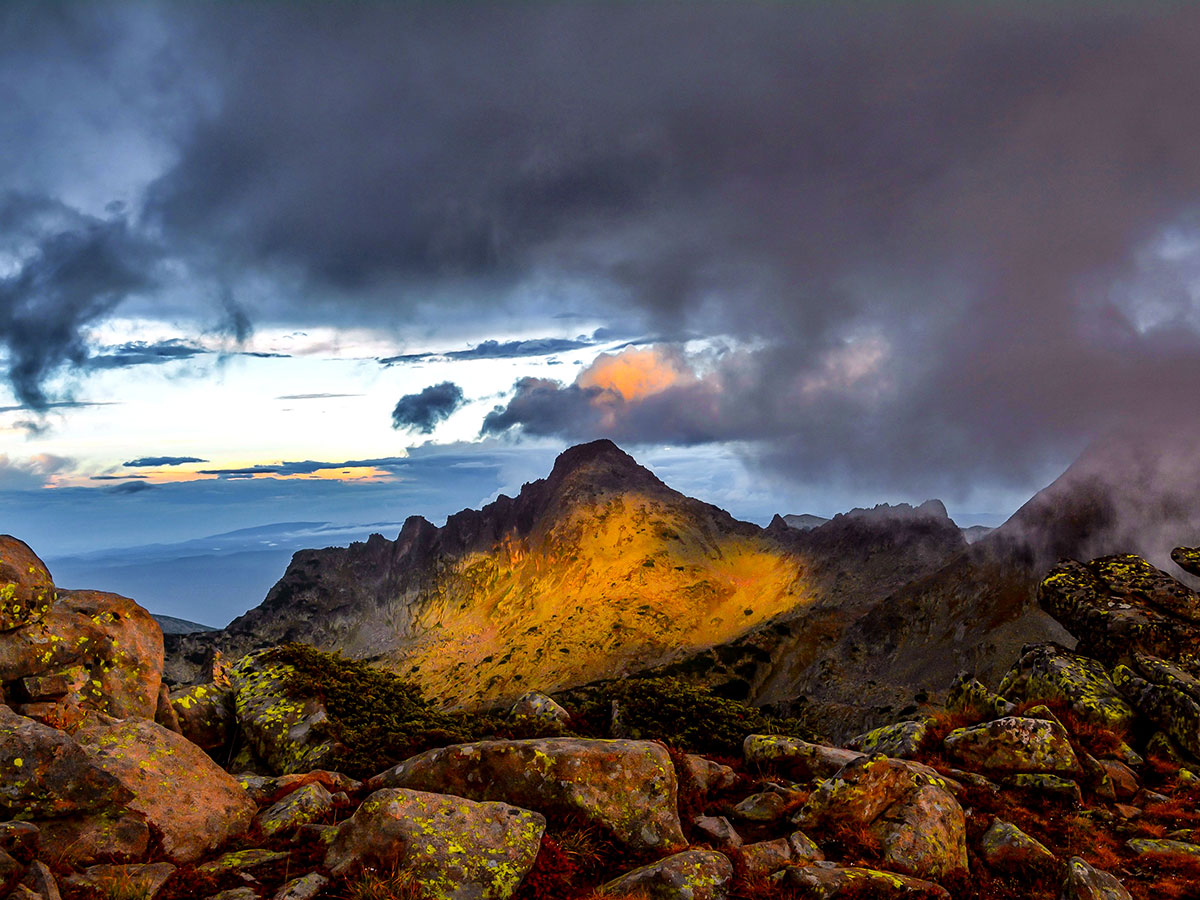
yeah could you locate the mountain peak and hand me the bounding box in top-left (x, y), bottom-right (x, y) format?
top-left (542, 439), bottom-right (664, 499)
top-left (549, 439), bottom-right (636, 476)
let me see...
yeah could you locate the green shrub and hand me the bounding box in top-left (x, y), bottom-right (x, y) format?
top-left (568, 675), bottom-right (811, 755)
top-left (265, 643), bottom-right (567, 777)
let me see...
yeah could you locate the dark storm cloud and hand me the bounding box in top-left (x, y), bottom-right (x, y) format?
top-left (123, 456), bottom-right (207, 467)
top-left (0, 194), bottom-right (160, 409)
top-left (11, 3), bottom-right (1200, 495)
top-left (83, 340), bottom-right (205, 369)
top-left (391, 382), bottom-right (466, 433)
top-left (82, 341), bottom-right (285, 369)
top-left (380, 338), bottom-right (594, 365)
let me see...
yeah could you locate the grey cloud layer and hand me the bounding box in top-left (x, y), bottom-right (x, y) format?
top-left (7, 4), bottom-right (1200, 494)
top-left (123, 456), bottom-right (208, 467)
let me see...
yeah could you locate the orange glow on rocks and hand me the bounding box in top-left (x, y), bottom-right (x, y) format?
top-left (389, 489), bottom-right (810, 706)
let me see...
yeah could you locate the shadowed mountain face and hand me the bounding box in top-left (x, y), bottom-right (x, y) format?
top-left (741, 430), bottom-right (1200, 738)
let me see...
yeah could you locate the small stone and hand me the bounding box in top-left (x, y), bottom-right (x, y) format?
top-left (943, 716), bottom-right (1080, 776)
top-left (692, 815), bottom-right (742, 849)
top-left (206, 889), bottom-right (260, 900)
top-left (65, 863), bottom-right (176, 899)
top-left (21, 861), bottom-right (61, 900)
top-left (1096, 759), bottom-right (1139, 799)
top-left (678, 754), bottom-right (739, 794)
top-left (739, 831), bottom-right (823, 879)
top-left (0, 822), bottom-right (39, 863)
top-left (253, 782), bottom-right (334, 838)
top-left (197, 849), bottom-right (290, 876)
top-left (732, 791), bottom-right (793, 822)
top-left (272, 873), bottom-right (328, 900)
top-left (16, 673), bottom-right (71, 702)
top-left (35, 808), bottom-right (150, 867)
top-left (509, 691), bottom-right (571, 726)
top-left (1126, 838), bottom-right (1200, 862)
top-left (325, 788), bottom-right (545, 900)
top-left (1010, 773), bottom-right (1083, 805)
top-left (1135, 788), bottom-right (1171, 806)
top-left (947, 672), bottom-right (1016, 722)
top-left (0, 848), bottom-right (23, 897)
top-left (779, 860), bottom-right (950, 898)
top-left (1061, 856), bottom-right (1132, 900)
top-left (979, 819), bottom-right (1056, 873)
top-left (599, 849), bottom-right (733, 900)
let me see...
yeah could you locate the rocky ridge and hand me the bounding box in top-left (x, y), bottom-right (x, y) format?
top-left (166, 437), bottom-right (1200, 740)
top-left (166, 441), bottom-right (1006, 730)
top-left (7, 531), bottom-right (1200, 898)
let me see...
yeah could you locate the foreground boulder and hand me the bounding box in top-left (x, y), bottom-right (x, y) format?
top-left (0, 537), bottom-right (163, 724)
top-left (1037, 551), bottom-right (1200, 762)
top-left (599, 849), bottom-right (733, 900)
top-left (228, 650), bottom-right (341, 774)
top-left (0, 586), bottom-right (164, 723)
top-left (0, 705), bottom-right (130, 819)
top-left (371, 737), bottom-right (685, 851)
top-left (943, 716), bottom-right (1080, 776)
top-left (170, 681), bottom-right (234, 751)
top-left (1038, 556), bottom-right (1199, 667)
top-left (0, 537), bottom-right (55, 632)
top-left (1112, 658), bottom-right (1200, 758)
top-left (76, 717), bottom-right (255, 862)
top-left (779, 860), bottom-right (951, 898)
top-left (325, 788), bottom-right (544, 899)
top-left (1171, 546), bottom-right (1200, 578)
top-left (743, 734), bottom-right (864, 781)
top-left (847, 720), bottom-right (929, 759)
top-left (996, 643), bottom-right (1135, 730)
top-left (794, 755), bottom-right (967, 882)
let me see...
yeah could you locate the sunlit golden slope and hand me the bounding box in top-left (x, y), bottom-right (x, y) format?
top-left (392, 491), bottom-right (808, 706)
top-left (166, 440), bottom-right (815, 705)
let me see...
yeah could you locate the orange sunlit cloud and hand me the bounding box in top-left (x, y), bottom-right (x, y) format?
top-left (261, 466), bottom-right (395, 482)
top-left (576, 346), bottom-right (697, 401)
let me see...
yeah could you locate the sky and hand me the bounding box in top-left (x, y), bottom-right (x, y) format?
top-left (5, 3), bottom-right (1200, 590)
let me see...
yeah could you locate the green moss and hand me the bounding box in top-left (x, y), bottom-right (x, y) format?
top-left (263, 644), bottom-right (567, 778)
top-left (564, 675), bottom-right (811, 755)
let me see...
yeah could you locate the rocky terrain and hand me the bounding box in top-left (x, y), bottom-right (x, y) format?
top-left (7, 519), bottom-right (1200, 898)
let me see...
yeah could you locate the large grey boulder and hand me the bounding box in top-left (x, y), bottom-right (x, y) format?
top-left (371, 737), bottom-right (685, 851)
top-left (325, 788), bottom-right (544, 900)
